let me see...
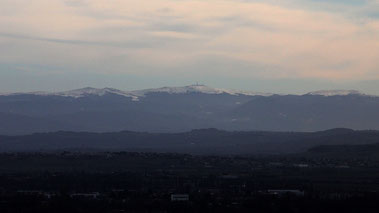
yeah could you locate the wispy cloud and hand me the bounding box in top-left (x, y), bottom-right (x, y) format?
top-left (0, 0), bottom-right (378, 82)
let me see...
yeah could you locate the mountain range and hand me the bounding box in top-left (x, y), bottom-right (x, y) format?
top-left (1, 128), bottom-right (379, 154)
top-left (1, 85), bottom-right (378, 135)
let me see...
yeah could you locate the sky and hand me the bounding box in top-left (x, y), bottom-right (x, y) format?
top-left (0, 0), bottom-right (379, 94)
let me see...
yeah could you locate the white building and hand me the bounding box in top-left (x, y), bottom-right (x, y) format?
top-left (171, 194), bottom-right (189, 201)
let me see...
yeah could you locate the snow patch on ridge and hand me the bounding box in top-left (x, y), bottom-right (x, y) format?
top-left (307, 90), bottom-right (364, 96)
top-left (0, 91), bottom-right (51, 96)
top-left (0, 86), bottom-right (372, 100)
top-left (0, 87), bottom-right (140, 100)
top-left (55, 87), bottom-right (140, 100)
top-left (130, 85), bottom-right (273, 97)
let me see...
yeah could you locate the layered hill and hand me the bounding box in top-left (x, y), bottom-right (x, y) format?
top-left (1, 128), bottom-right (379, 154)
top-left (1, 85), bottom-right (379, 134)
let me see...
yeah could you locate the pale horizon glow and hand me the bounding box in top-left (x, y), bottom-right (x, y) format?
top-left (0, 0), bottom-right (379, 94)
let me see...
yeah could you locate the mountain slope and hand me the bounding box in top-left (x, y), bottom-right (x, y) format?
top-left (1, 85), bottom-right (379, 134)
top-left (227, 94), bottom-right (379, 131)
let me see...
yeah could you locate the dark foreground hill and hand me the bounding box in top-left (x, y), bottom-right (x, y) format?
top-left (305, 143), bottom-right (379, 159)
top-left (1, 128), bottom-right (379, 154)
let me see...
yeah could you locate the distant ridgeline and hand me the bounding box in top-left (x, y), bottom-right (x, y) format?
top-left (1, 85), bottom-right (379, 135)
top-left (1, 128), bottom-right (379, 155)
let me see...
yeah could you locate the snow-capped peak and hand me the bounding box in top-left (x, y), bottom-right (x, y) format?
top-left (0, 87), bottom-right (139, 101)
top-left (130, 85), bottom-right (228, 96)
top-left (0, 91), bottom-right (51, 96)
top-left (307, 90), bottom-right (364, 96)
top-left (0, 86), bottom-right (370, 100)
top-left (129, 84), bottom-right (274, 97)
top-left (54, 87), bottom-right (140, 100)
top-left (56, 87), bottom-right (122, 97)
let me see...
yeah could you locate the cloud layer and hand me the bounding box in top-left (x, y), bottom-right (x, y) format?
top-left (0, 0), bottom-right (378, 88)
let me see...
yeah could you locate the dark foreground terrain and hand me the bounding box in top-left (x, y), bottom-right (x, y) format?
top-left (1, 150), bottom-right (379, 213)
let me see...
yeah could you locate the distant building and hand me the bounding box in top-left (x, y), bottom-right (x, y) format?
top-left (267, 190), bottom-right (304, 197)
top-left (17, 190), bottom-right (56, 199)
top-left (17, 190), bottom-right (44, 196)
top-left (293, 164), bottom-right (309, 168)
top-left (70, 192), bottom-right (100, 199)
top-left (171, 194), bottom-right (189, 201)
top-left (220, 174), bottom-right (238, 179)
